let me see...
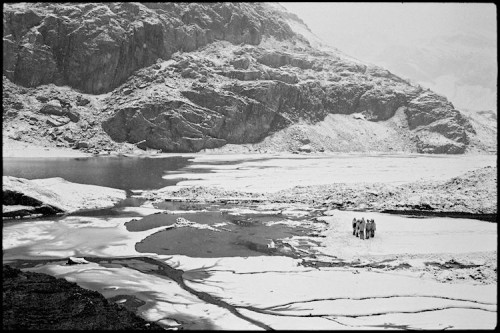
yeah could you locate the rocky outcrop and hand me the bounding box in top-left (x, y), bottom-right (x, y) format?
top-left (404, 92), bottom-right (475, 153)
top-left (3, 265), bottom-right (163, 330)
top-left (3, 3), bottom-right (299, 94)
top-left (3, 176), bottom-right (126, 218)
top-left (3, 3), bottom-right (481, 154)
top-left (100, 43), bottom-right (473, 153)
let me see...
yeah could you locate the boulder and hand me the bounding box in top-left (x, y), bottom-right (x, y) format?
top-left (8, 132), bottom-right (21, 140)
top-left (5, 110), bottom-right (18, 118)
top-left (122, 88), bottom-right (133, 95)
top-left (181, 68), bottom-right (197, 78)
top-left (46, 117), bottom-right (67, 127)
top-left (231, 56), bottom-right (250, 70)
top-left (40, 99), bottom-right (65, 116)
top-left (75, 141), bottom-right (89, 149)
top-left (66, 257), bottom-right (90, 265)
top-left (65, 109), bottom-right (80, 122)
top-left (76, 95), bottom-right (90, 106)
top-left (223, 69), bottom-right (261, 81)
top-left (63, 134), bottom-right (76, 143)
top-left (298, 144), bottom-right (312, 153)
top-left (12, 101), bottom-right (23, 110)
top-left (36, 95), bottom-right (49, 103)
top-left (267, 68), bottom-right (298, 84)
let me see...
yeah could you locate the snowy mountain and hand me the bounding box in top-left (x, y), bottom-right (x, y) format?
top-left (365, 32), bottom-right (497, 112)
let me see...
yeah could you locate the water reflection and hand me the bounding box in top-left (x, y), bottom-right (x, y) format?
top-left (3, 156), bottom-right (190, 191)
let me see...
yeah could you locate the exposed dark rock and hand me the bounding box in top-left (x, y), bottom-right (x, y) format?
top-left (256, 50), bottom-right (313, 70)
top-left (12, 101), bottom-right (24, 110)
top-left (39, 99), bottom-right (65, 116)
top-left (2, 265), bottom-right (163, 330)
top-left (2, 3), bottom-right (484, 154)
top-left (66, 257), bottom-right (90, 265)
top-left (76, 95), bottom-right (90, 106)
top-left (267, 68), bottom-right (299, 84)
top-left (75, 141), bottom-right (89, 149)
top-left (65, 109), bottom-right (80, 122)
top-left (3, 3), bottom-right (299, 94)
top-left (102, 98), bottom-right (229, 152)
top-left (2, 176), bottom-right (126, 219)
top-left (231, 56), bottom-right (251, 69)
top-left (181, 67), bottom-right (197, 78)
top-left (3, 182), bottom-right (64, 219)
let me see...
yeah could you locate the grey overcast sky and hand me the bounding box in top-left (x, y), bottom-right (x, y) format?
top-left (280, 2), bottom-right (496, 59)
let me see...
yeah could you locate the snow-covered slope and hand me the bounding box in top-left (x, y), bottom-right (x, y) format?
top-left (366, 33), bottom-right (497, 111)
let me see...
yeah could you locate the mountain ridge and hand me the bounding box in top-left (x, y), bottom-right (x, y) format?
top-left (2, 2), bottom-right (495, 154)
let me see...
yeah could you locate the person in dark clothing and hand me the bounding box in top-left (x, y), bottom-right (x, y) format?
top-left (352, 218), bottom-right (357, 235)
top-left (365, 219), bottom-right (371, 239)
top-left (371, 219), bottom-right (376, 238)
top-left (359, 217), bottom-right (366, 240)
top-left (355, 218), bottom-right (361, 237)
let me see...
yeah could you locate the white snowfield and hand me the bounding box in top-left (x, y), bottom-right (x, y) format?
top-left (319, 210), bottom-right (497, 257)
top-left (2, 139), bottom-right (90, 158)
top-left (3, 205), bottom-right (497, 330)
top-left (162, 153), bottom-right (497, 192)
top-left (3, 176), bottom-right (126, 213)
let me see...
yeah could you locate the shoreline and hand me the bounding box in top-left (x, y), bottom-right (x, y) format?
top-left (140, 165), bottom-right (497, 218)
top-left (3, 138), bottom-right (497, 159)
top-left (379, 210), bottom-right (497, 222)
top-left (2, 139), bottom-right (91, 158)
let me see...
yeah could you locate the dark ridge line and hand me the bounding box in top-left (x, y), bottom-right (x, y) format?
top-left (205, 268), bottom-right (321, 275)
top-left (323, 316), bottom-right (350, 327)
top-left (108, 256), bottom-right (275, 330)
top-left (136, 196), bottom-right (497, 223)
top-left (380, 210), bottom-right (497, 222)
top-left (239, 304), bottom-right (496, 318)
top-left (254, 294), bottom-right (496, 310)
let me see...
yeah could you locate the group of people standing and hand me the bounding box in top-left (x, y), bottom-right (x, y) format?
top-left (352, 217), bottom-right (376, 240)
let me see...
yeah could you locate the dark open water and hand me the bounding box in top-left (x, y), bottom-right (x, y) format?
top-left (3, 156), bottom-right (189, 191)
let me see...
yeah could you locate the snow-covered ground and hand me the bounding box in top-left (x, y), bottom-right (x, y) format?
top-left (3, 138), bottom-right (90, 158)
top-left (3, 176), bottom-right (127, 213)
top-left (3, 204), bottom-right (496, 329)
top-left (318, 210), bottom-right (497, 257)
top-left (161, 153), bottom-right (497, 192)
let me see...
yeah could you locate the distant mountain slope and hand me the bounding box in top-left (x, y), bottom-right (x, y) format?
top-left (2, 2), bottom-right (493, 154)
top-left (366, 33), bottom-right (497, 112)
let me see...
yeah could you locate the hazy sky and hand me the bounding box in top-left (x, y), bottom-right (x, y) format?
top-left (280, 2), bottom-right (496, 60)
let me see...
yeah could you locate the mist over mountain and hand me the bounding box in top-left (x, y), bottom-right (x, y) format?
top-left (366, 32), bottom-right (497, 112)
top-left (280, 3), bottom-right (497, 113)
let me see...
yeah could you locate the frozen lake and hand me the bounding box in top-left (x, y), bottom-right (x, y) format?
top-left (3, 152), bottom-right (497, 329)
top-left (4, 153), bottom-right (496, 193)
top-left (164, 153), bottom-right (497, 192)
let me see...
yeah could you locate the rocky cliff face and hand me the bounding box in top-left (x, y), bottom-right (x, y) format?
top-left (3, 2), bottom-right (297, 94)
top-left (2, 2), bottom-right (486, 154)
